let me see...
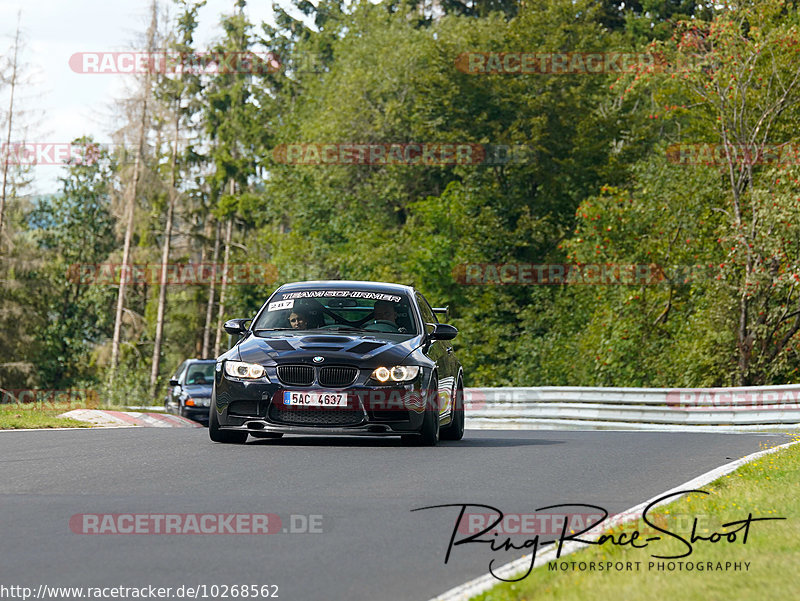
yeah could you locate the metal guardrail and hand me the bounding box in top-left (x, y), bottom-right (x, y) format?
top-left (463, 385), bottom-right (800, 431)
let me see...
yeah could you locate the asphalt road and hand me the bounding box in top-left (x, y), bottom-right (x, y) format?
top-left (0, 428), bottom-right (791, 601)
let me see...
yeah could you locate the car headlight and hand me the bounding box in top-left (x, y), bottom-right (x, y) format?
top-left (224, 360), bottom-right (267, 380)
top-left (370, 365), bottom-right (420, 383)
top-left (185, 398), bottom-right (211, 407)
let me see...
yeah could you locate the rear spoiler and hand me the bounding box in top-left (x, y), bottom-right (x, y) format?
top-left (432, 306), bottom-right (449, 320)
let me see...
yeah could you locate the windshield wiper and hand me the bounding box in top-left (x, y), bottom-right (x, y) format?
top-left (253, 328), bottom-right (292, 332)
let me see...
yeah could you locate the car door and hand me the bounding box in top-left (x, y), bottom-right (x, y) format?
top-left (167, 361), bottom-right (188, 409)
top-left (416, 293), bottom-right (455, 418)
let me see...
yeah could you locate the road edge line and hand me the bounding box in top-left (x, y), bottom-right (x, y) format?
top-left (0, 425), bottom-right (135, 432)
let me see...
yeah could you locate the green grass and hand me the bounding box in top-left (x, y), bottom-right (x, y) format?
top-left (472, 435), bottom-right (800, 601)
top-left (0, 401), bottom-right (93, 429)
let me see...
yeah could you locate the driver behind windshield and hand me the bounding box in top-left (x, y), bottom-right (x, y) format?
top-left (372, 300), bottom-right (398, 324)
top-left (252, 293), bottom-right (416, 334)
top-left (289, 309), bottom-right (310, 329)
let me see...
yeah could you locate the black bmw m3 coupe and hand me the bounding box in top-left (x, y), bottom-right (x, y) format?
top-left (209, 280), bottom-right (464, 445)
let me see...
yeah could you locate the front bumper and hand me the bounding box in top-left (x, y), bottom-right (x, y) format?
top-left (213, 367), bottom-right (431, 436)
top-left (182, 405), bottom-right (210, 423)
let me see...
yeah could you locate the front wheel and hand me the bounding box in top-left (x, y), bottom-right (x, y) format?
top-left (440, 376), bottom-right (464, 441)
top-left (401, 376), bottom-right (439, 446)
top-left (208, 406), bottom-right (248, 444)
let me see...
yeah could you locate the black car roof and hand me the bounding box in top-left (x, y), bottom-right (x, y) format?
top-left (274, 280), bottom-right (416, 296)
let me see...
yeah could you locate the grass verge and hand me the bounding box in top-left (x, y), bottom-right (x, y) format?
top-left (0, 402), bottom-right (93, 429)
top-left (472, 436), bottom-right (800, 601)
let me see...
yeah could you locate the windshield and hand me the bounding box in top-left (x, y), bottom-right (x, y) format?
top-left (252, 289), bottom-right (417, 335)
top-left (184, 362), bottom-right (215, 385)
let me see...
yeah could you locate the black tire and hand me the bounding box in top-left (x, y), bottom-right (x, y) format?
top-left (401, 375), bottom-right (439, 446)
top-left (208, 406), bottom-right (248, 444)
top-left (440, 375), bottom-right (464, 441)
top-left (249, 432), bottom-right (284, 439)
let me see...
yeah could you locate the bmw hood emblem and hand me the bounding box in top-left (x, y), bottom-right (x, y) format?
top-left (313, 356), bottom-right (324, 363)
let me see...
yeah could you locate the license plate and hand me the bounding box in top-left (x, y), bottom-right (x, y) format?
top-left (282, 391), bottom-right (347, 407)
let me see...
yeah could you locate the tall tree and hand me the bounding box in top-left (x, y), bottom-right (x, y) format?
top-left (201, 0), bottom-right (268, 355)
top-left (149, 0), bottom-right (206, 396)
top-left (109, 0), bottom-right (159, 384)
top-left (628, 0), bottom-right (800, 384)
top-left (0, 12), bottom-right (22, 249)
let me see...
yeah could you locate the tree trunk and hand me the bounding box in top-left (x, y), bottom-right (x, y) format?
top-left (214, 201), bottom-right (234, 357)
top-left (0, 12), bottom-right (21, 250)
top-left (149, 100), bottom-right (180, 396)
top-left (202, 219), bottom-right (221, 358)
top-left (109, 0), bottom-right (157, 384)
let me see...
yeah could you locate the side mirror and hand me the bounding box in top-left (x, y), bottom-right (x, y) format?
top-left (223, 318), bottom-right (250, 336)
top-left (429, 323), bottom-right (458, 341)
top-left (168, 378), bottom-right (179, 387)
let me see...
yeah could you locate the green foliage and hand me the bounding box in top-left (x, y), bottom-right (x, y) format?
top-left (5, 0), bottom-right (800, 394)
top-left (21, 140), bottom-right (118, 387)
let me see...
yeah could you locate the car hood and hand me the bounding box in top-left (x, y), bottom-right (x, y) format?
top-left (183, 384), bottom-right (213, 397)
top-left (236, 332), bottom-right (423, 367)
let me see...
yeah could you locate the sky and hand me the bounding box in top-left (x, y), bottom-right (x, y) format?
top-left (0, 0), bottom-right (289, 195)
